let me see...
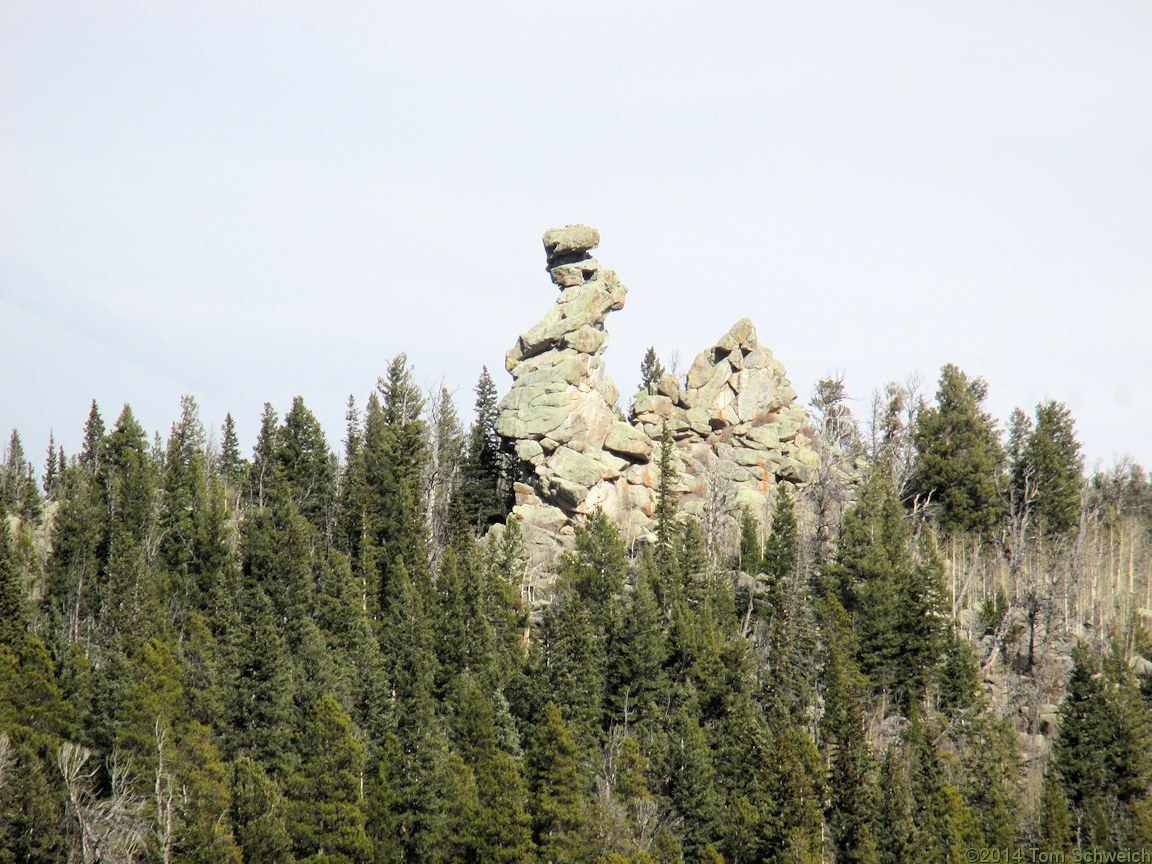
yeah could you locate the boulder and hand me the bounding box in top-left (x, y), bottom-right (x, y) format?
top-left (543, 224), bottom-right (600, 262)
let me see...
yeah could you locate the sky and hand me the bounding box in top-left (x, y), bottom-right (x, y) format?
top-left (2, 2), bottom-right (1150, 475)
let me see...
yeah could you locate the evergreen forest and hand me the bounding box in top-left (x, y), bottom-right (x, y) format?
top-left (2, 355), bottom-right (1152, 863)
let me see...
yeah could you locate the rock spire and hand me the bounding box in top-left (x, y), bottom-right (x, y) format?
top-left (492, 225), bottom-right (820, 585)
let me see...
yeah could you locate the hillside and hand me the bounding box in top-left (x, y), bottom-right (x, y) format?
top-left (1, 227), bottom-right (1151, 863)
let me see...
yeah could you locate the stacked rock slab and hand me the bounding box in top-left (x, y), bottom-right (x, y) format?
top-left (494, 225), bottom-right (820, 578)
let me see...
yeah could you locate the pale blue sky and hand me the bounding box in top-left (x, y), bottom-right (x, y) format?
top-left (2, 2), bottom-right (1150, 472)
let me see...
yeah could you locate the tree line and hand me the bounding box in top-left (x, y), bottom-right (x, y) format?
top-left (0, 353), bottom-right (1150, 862)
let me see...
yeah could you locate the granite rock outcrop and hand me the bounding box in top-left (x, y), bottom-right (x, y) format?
top-left (492, 225), bottom-right (821, 581)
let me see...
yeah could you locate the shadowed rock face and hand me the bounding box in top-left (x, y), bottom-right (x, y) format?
top-left (492, 225), bottom-right (821, 588)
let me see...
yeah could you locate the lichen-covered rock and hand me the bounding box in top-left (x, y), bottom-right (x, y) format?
top-left (493, 226), bottom-right (822, 579)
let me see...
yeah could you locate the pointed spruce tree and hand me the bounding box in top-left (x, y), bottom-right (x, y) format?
top-left (909, 364), bottom-right (1004, 536)
top-left (287, 694), bottom-right (372, 863)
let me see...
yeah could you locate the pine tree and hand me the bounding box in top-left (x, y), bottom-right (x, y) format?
top-left (230, 756), bottom-right (296, 864)
top-left (560, 508), bottom-right (628, 621)
top-left (820, 597), bottom-right (880, 864)
top-left (654, 424), bottom-right (679, 578)
top-left (476, 747), bottom-right (535, 863)
top-left (361, 356), bottom-right (432, 610)
top-left (0, 728), bottom-right (67, 863)
top-left (758, 488), bottom-right (817, 721)
top-left (665, 707), bottom-right (721, 861)
top-left (0, 520), bottom-right (29, 648)
top-left (0, 636), bottom-right (72, 739)
top-left (1021, 401), bottom-right (1083, 536)
top-left (528, 702), bottom-right (592, 864)
top-left (1037, 770), bottom-right (1072, 854)
top-left (905, 713), bottom-right (980, 862)
top-left (219, 413), bottom-right (245, 489)
top-left (876, 746), bottom-right (917, 864)
top-left (287, 695), bottom-right (372, 863)
top-left (737, 510), bottom-right (761, 575)
top-left (380, 558), bottom-right (450, 862)
top-left (457, 366), bottom-right (508, 533)
top-left (250, 402), bottom-right (281, 509)
top-left (102, 523), bottom-right (166, 643)
top-left (106, 404), bottom-right (156, 546)
top-left (276, 396), bottom-right (336, 536)
top-left (80, 399), bottom-right (107, 472)
top-left (762, 489), bottom-right (798, 585)
top-left (440, 751), bottom-right (481, 862)
top-left (957, 715), bottom-right (1019, 853)
top-left (242, 486), bottom-right (316, 647)
top-left (605, 569), bottom-right (668, 727)
top-left (42, 429), bottom-right (59, 498)
top-left (427, 386), bottom-right (464, 559)
top-left (174, 721), bottom-right (244, 864)
top-left (765, 723), bottom-right (824, 864)
top-left (539, 591), bottom-right (605, 748)
top-left (936, 632), bottom-right (983, 718)
top-left (2, 430), bottom-right (41, 521)
top-left (1052, 645), bottom-right (1112, 833)
top-left (826, 473), bottom-right (946, 708)
top-left (638, 347), bottom-right (666, 394)
top-left (226, 586), bottom-right (296, 774)
top-left (910, 364), bottom-right (1004, 535)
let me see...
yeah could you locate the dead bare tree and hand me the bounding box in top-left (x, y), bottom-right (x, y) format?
top-left (866, 375), bottom-right (922, 499)
top-left (154, 721), bottom-right (175, 864)
top-left (808, 376), bottom-right (863, 565)
top-left (0, 732), bottom-right (11, 793)
top-left (423, 381), bottom-right (463, 571)
top-left (58, 742), bottom-right (146, 864)
top-left (700, 463), bottom-right (738, 566)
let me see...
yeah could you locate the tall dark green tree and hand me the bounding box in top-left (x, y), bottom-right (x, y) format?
top-left (250, 402), bottom-right (281, 509)
top-left (666, 707), bottom-right (721, 861)
top-left (230, 756), bottom-right (295, 864)
top-left (380, 558), bottom-right (450, 862)
top-left (605, 568), bottom-right (667, 727)
top-left (0, 520), bottom-right (29, 648)
top-left (276, 396), bottom-right (337, 536)
top-left (539, 592), bottom-right (605, 748)
top-left (288, 695), bottom-right (372, 864)
top-left (2, 430), bottom-right (41, 522)
top-left (225, 586), bottom-right (296, 774)
top-left (559, 509), bottom-right (628, 622)
top-left (910, 364), bottom-right (1004, 535)
top-left (1052, 643), bottom-right (1152, 848)
top-left (826, 473), bottom-right (947, 707)
top-left (820, 597), bottom-right (880, 864)
top-left (876, 745), bottom-right (917, 864)
top-left (219, 413), bottom-right (245, 489)
top-left (106, 404), bottom-right (156, 546)
top-left (527, 702), bottom-right (592, 864)
top-left (451, 678), bottom-right (534, 863)
top-left (360, 355), bottom-right (431, 611)
top-left (654, 423), bottom-right (679, 578)
top-left (456, 367), bottom-right (508, 533)
top-left (160, 395), bottom-right (207, 609)
top-left (1018, 400), bottom-right (1083, 536)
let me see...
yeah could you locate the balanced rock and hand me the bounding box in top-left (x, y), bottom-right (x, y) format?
top-left (542, 224), bottom-right (603, 288)
top-left (491, 226), bottom-right (822, 579)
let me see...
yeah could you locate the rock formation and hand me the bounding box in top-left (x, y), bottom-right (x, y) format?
top-left (493, 225), bottom-right (821, 582)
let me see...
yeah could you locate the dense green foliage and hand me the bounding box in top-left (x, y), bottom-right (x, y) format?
top-left (0, 352), bottom-right (1148, 863)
